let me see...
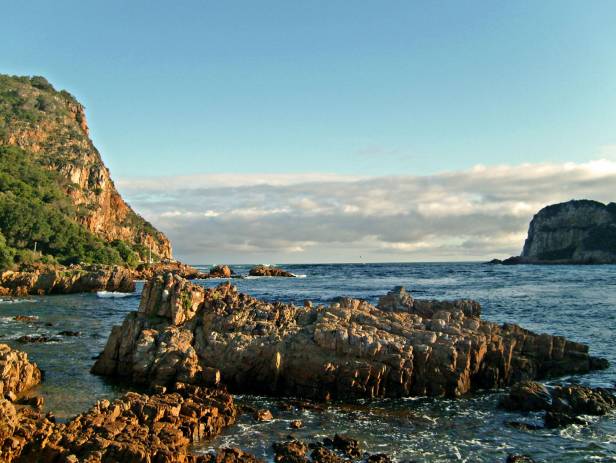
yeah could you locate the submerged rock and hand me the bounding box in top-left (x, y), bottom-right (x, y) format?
top-left (92, 274), bottom-right (608, 401)
top-left (249, 265), bottom-right (295, 277)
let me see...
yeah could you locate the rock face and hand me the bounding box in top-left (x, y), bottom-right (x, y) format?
top-left (92, 275), bottom-right (608, 400)
top-left (249, 265), bottom-right (295, 277)
top-left (0, 344), bottom-right (42, 398)
top-left (209, 265), bottom-right (233, 278)
top-left (502, 200), bottom-right (616, 264)
top-left (0, 264), bottom-right (135, 296)
top-left (0, 74), bottom-right (171, 260)
top-left (0, 382), bottom-right (240, 463)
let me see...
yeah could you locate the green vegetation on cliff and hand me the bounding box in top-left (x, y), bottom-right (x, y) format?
top-left (0, 74), bottom-right (171, 269)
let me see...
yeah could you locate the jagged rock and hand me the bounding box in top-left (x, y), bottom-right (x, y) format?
top-left (332, 434), bottom-right (361, 459)
top-left (501, 381), bottom-right (616, 428)
top-left (249, 265), bottom-right (295, 277)
top-left (506, 455), bottom-right (536, 463)
top-left (499, 381), bottom-right (552, 411)
top-left (273, 440), bottom-right (309, 463)
top-left (209, 265), bottom-right (234, 278)
top-left (132, 261), bottom-right (209, 280)
top-left (499, 200), bottom-right (616, 264)
top-left (290, 419), bottom-right (303, 429)
top-left (12, 316), bottom-right (37, 323)
top-left (0, 383), bottom-right (240, 463)
top-left (0, 264), bottom-right (134, 296)
top-left (310, 446), bottom-right (343, 463)
top-left (0, 344), bottom-right (42, 398)
top-left (92, 275), bottom-right (608, 401)
top-left (57, 330), bottom-right (80, 337)
top-left (254, 409), bottom-right (274, 422)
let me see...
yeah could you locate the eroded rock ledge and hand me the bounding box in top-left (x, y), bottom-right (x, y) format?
top-left (0, 343), bottom-right (42, 399)
top-left (0, 264), bottom-right (134, 296)
top-left (0, 382), bottom-right (242, 463)
top-left (92, 275), bottom-right (608, 400)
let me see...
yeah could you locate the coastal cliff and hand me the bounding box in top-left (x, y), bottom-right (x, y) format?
top-left (499, 200), bottom-right (616, 264)
top-left (0, 74), bottom-right (171, 267)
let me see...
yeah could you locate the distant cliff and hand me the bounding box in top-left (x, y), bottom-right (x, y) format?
top-left (0, 74), bottom-right (171, 267)
top-left (501, 200), bottom-right (616, 264)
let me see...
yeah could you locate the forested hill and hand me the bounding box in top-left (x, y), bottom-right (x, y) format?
top-left (0, 74), bottom-right (171, 268)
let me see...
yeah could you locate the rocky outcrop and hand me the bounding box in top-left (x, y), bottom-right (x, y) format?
top-left (209, 265), bottom-right (234, 278)
top-left (0, 74), bottom-right (171, 260)
top-left (0, 264), bottom-right (134, 296)
top-left (501, 381), bottom-right (616, 428)
top-left (249, 265), bottom-right (295, 277)
top-left (500, 200), bottom-right (616, 264)
top-left (92, 275), bottom-right (608, 400)
top-left (132, 261), bottom-right (209, 280)
top-left (0, 344), bottom-right (42, 399)
top-left (0, 382), bottom-right (241, 463)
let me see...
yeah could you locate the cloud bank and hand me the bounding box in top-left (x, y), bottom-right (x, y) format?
top-left (117, 160), bottom-right (616, 264)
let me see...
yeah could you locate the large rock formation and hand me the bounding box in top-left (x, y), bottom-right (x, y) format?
top-left (132, 261), bottom-right (209, 281)
top-left (0, 74), bottom-right (171, 261)
top-left (0, 264), bottom-right (134, 296)
top-left (501, 200), bottom-right (616, 264)
top-left (0, 382), bottom-right (242, 463)
top-left (249, 265), bottom-right (295, 277)
top-left (92, 276), bottom-right (608, 400)
top-left (0, 344), bottom-right (42, 399)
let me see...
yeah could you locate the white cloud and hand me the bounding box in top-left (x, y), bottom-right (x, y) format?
top-left (117, 159), bottom-right (616, 264)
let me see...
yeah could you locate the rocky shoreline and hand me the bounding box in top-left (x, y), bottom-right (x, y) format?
top-left (0, 274), bottom-right (613, 462)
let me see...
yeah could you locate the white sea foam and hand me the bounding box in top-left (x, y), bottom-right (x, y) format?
top-left (0, 298), bottom-right (36, 304)
top-left (96, 291), bottom-right (135, 298)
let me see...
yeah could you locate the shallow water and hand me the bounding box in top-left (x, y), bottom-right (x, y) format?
top-left (0, 263), bottom-right (615, 462)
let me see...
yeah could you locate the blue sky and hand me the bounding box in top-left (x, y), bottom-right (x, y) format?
top-left (3, 1), bottom-right (616, 178)
top-left (3, 1), bottom-right (616, 262)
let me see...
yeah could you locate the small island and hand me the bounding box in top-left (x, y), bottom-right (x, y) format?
top-left (494, 200), bottom-right (616, 265)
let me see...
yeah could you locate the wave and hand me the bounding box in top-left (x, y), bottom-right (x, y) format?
top-left (291, 274), bottom-right (307, 278)
top-left (0, 298), bottom-right (36, 304)
top-left (96, 291), bottom-right (135, 299)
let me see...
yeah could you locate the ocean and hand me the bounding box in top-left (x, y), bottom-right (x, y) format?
top-left (1, 263), bottom-right (614, 462)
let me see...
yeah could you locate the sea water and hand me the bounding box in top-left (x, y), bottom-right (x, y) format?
top-left (0, 263), bottom-right (614, 462)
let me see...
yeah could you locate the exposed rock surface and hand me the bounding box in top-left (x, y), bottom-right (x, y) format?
top-left (501, 381), bottom-right (616, 428)
top-left (0, 74), bottom-right (171, 259)
top-left (0, 264), bottom-right (134, 296)
top-left (92, 275), bottom-right (608, 400)
top-left (209, 265), bottom-right (234, 278)
top-left (500, 200), bottom-right (616, 264)
top-left (0, 382), bottom-right (243, 463)
top-left (0, 344), bottom-right (42, 398)
top-left (132, 261), bottom-right (209, 280)
top-left (249, 265), bottom-right (295, 277)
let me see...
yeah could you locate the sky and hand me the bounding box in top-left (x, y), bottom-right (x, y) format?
top-left (2, 1), bottom-right (616, 263)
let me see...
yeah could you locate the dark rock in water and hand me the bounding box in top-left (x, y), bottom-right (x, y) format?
top-left (254, 409), bottom-right (274, 422)
top-left (17, 334), bottom-right (61, 344)
top-left (290, 419), bottom-right (303, 429)
top-left (367, 454), bottom-right (392, 463)
top-left (505, 420), bottom-right (543, 431)
top-left (249, 265), bottom-right (295, 277)
top-left (502, 381), bottom-right (616, 429)
top-left (333, 434), bottom-right (361, 459)
top-left (92, 274), bottom-right (608, 401)
top-left (13, 315), bottom-right (38, 323)
top-left (58, 330), bottom-right (80, 337)
top-left (311, 446), bottom-right (343, 463)
top-left (506, 455), bottom-right (536, 463)
top-left (273, 440), bottom-right (309, 463)
top-left (544, 411), bottom-right (587, 429)
top-left (497, 200), bottom-right (616, 264)
top-left (500, 381), bottom-right (552, 411)
top-left (209, 264), bottom-right (234, 278)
